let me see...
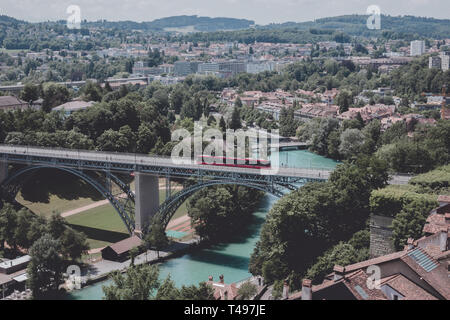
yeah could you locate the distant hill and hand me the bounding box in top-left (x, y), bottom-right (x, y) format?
top-left (85, 15), bottom-right (255, 32)
top-left (261, 15), bottom-right (450, 38)
top-left (0, 15), bottom-right (27, 27)
top-left (0, 13), bottom-right (449, 39)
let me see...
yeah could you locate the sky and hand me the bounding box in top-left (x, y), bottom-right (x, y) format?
top-left (0, 0), bottom-right (449, 25)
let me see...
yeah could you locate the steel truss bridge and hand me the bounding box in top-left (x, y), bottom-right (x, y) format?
top-left (0, 145), bottom-right (410, 236)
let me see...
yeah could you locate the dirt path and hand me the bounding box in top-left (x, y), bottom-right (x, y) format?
top-left (61, 199), bottom-right (111, 218)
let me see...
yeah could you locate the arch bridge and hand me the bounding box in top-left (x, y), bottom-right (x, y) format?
top-left (0, 145), bottom-right (333, 236)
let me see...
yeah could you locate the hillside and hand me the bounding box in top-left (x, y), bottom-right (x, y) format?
top-left (85, 15), bottom-right (255, 32)
top-left (262, 15), bottom-right (450, 39)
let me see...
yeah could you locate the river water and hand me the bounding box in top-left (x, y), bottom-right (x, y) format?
top-left (67, 150), bottom-right (338, 300)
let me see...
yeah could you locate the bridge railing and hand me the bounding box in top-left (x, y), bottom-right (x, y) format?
top-left (0, 144), bottom-right (414, 184)
top-left (0, 144), bottom-right (334, 171)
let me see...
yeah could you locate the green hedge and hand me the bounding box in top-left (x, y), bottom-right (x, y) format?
top-left (370, 185), bottom-right (438, 218)
top-left (409, 165), bottom-right (450, 193)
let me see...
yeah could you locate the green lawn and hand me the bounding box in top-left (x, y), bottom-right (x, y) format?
top-left (65, 204), bottom-right (129, 249)
top-left (17, 178), bottom-right (189, 249)
top-left (16, 193), bottom-right (97, 218)
top-left (63, 188), bottom-right (189, 250)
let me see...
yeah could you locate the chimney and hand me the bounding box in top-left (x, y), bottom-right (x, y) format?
top-left (282, 280), bottom-right (289, 299)
top-left (439, 227), bottom-right (448, 252)
top-left (219, 275), bottom-right (224, 284)
top-left (333, 265), bottom-right (345, 281)
top-left (407, 238), bottom-right (415, 250)
top-left (301, 279), bottom-right (312, 300)
top-left (224, 290), bottom-right (228, 301)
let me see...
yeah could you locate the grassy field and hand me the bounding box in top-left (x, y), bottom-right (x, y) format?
top-left (63, 188), bottom-right (189, 250)
top-left (66, 204), bottom-right (129, 249)
top-left (16, 193), bottom-right (97, 218)
top-left (17, 175), bottom-right (189, 249)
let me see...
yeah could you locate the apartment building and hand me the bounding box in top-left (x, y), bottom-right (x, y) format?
top-left (410, 40), bottom-right (426, 56)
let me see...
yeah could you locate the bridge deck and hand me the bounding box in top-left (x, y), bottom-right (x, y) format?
top-left (0, 145), bottom-right (412, 185)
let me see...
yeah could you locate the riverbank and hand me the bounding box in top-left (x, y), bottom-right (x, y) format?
top-left (76, 237), bottom-right (201, 289)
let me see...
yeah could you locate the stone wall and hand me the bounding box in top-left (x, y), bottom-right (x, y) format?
top-left (370, 214), bottom-right (396, 258)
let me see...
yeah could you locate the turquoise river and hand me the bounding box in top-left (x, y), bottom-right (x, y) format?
top-left (67, 150), bottom-right (338, 300)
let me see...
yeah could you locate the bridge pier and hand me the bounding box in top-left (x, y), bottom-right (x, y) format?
top-left (134, 173), bottom-right (159, 235)
top-left (0, 161), bottom-right (7, 184)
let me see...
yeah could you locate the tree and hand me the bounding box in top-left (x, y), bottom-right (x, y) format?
top-left (237, 281), bottom-right (258, 300)
top-left (250, 157), bottom-right (388, 287)
top-left (59, 227), bottom-right (89, 261)
top-left (170, 86), bottom-right (185, 114)
top-left (219, 116), bottom-right (227, 132)
top-left (144, 221), bottom-right (169, 258)
top-left (339, 128), bottom-right (365, 159)
top-left (279, 107), bottom-right (297, 137)
top-left (298, 118), bottom-right (339, 156)
top-left (235, 97), bottom-right (243, 108)
top-left (41, 83), bottom-right (70, 112)
top-left (155, 275), bottom-right (180, 300)
top-left (47, 214), bottom-right (67, 240)
top-left (136, 123), bottom-right (157, 154)
top-left (336, 90), bottom-right (352, 113)
top-left (229, 107), bottom-right (242, 130)
top-left (361, 120), bottom-right (381, 154)
top-left (129, 246), bottom-right (140, 266)
top-left (14, 208), bottom-right (35, 249)
top-left (391, 199), bottom-right (436, 250)
top-left (178, 282), bottom-right (215, 300)
top-left (271, 280), bottom-right (284, 300)
top-left (305, 230), bottom-right (370, 283)
top-left (82, 81), bottom-right (103, 102)
top-left (27, 234), bottom-right (63, 299)
top-left (0, 204), bottom-right (18, 250)
top-left (103, 265), bottom-right (160, 300)
top-left (103, 264), bottom-right (214, 300)
top-left (20, 83), bottom-right (40, 103)
top-left (188, 186), bottom-right (263, 242)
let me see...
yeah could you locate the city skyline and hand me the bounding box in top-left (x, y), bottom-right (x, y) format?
top-left (1, 0), bottom-right (450, 25)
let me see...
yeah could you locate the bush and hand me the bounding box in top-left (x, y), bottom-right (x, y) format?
top-left (409, 165), bottom-right (450, 194)
top-left (370, 185), bottom-right (438, 217)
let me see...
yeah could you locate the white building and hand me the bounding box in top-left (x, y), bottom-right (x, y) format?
top-left (198, 62), bottom-right (220, 74)
top-left (246, 61), bottom-right (276, 74)
top-left (440, 52), bottom-right (449, 72)
top-left (428, 52), bottom-right (449, 72)
top-left (410, 40), bottom-right (425, 56)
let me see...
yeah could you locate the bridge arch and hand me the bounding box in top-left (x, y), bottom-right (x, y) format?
top-left (150, 179), bottom-right (296, 233)
top-left (0, 165), bottom-right (135, 234)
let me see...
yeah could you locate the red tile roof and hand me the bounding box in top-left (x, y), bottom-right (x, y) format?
top-left (400, 248), bottom-right (450, 300)
top-left (208, 281), bottom-right (239, 300)
top-left (381, 274), bottom-right (437, 300)
top-left (344, 250), bottom-right (406, 273)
